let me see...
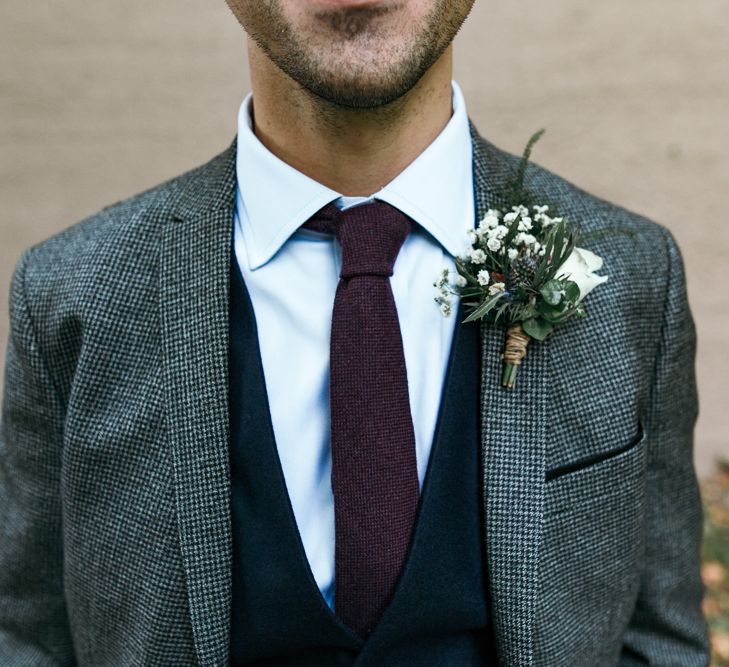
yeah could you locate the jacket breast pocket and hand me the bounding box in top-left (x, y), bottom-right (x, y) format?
top-left (544, 422), bottom-right (647, 517)
top-left (537, 424), bottom-right (649, 663)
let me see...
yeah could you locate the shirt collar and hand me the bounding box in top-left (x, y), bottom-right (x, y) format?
top-left (236, 81), bottom-right (474, 271)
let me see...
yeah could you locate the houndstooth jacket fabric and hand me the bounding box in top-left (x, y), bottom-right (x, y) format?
top-left (0, 125), bottom-right (710, 666)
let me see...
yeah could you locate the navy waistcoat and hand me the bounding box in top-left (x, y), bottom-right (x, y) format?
top-left (228, 247), bottom-right (496, 666)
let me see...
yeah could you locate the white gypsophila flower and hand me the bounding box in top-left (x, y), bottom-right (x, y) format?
top-left (466, 229), bottom-right (478, 245)
top-left (508, 248), bottom-right (519, 260)
top-left (479, 213), bottom-right (500, 231)
top-left (490, 225), bottom-right (509, 240)
top-left (538, 247), bottom-right (546, 256)
top-left (518, 217), bottom-right (533, 232)
top-left (488, 282), bottom-right (506, 296)
top-left (515, 232), bottom-right (535, 247)
top-left (487, 237), bottom-right (502, 253)
top-left (454, 274), bottom-right (467, 288)
top-left (434, 289), bottom-right (452, 316)
top-left (503, 211), bottom-right (518, 224)
top-left (477, 270), bottom-right (491, 286)
top-left (469, 248), bottom-right (487, 264)
top-left (554, 247), bottom-right (608, 302)
top-left (435, 266), bottom-right (450, 287)
top-left (533, 205), bottom-right (549, 215)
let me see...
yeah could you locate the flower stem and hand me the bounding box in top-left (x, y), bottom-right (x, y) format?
top-left (501, 323), bottom-right (530, 390)
top-left (502, 363), bottom-right (520, 390)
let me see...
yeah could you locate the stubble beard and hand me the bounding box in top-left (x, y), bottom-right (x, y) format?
top-left (242, 0), bottom-right (473, 110)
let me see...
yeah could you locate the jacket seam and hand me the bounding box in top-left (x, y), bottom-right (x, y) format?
top-left (645, 227), bottom-right (674, 428)
top-left (16, 249), bottom-right (68, 414)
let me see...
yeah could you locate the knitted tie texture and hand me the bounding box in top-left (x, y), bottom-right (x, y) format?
top-left (302, 201), bottom-right (420, 638)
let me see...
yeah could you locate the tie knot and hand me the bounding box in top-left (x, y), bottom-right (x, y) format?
top-left (302, 201), bottom-right (412, 278)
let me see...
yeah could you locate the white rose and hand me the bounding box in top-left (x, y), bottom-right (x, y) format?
top-left (554, 247), bottom-right (609, 302)
top-left (486, 237), bottom-right (502, 252)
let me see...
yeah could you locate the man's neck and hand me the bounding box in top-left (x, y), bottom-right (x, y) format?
top-left (247, 42), bottom-right (454, 197)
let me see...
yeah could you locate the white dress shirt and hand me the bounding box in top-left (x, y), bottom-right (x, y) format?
top-left (233, 81), bottom-right (475, 609)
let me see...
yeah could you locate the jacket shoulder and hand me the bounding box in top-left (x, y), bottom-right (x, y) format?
top-left (9, 140), bottom-right (237, 375)
top-left (19, 140), bottom-right (236, 283)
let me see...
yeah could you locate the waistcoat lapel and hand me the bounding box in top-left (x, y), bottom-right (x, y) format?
top-left (471, 123), bottom-right (548, 667)
top-left (160, 140), bottom-right (238, 666)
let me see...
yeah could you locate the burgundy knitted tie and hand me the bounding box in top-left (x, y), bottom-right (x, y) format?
top-left (302, 201), bottom-right (420, 638)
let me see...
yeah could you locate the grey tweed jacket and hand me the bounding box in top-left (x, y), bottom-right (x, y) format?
top-left (0, 125), bottom-right (710, 666)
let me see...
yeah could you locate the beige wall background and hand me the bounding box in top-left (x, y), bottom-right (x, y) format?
top-left (1, 0), bottom-right (727, 475)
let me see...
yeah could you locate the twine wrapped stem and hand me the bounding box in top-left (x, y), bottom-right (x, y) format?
top-left (502, 323), bottom-right (530, 389)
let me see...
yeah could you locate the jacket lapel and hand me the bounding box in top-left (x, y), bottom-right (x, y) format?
top-left (471, 124), bottom-right (548, 666)
top-left (160, 141), bottom-right (238, 666)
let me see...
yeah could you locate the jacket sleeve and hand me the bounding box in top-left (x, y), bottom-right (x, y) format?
top-left (0, 251), bottom-right (76, 666)
top-left (618, 228), bottom-right (710, 665)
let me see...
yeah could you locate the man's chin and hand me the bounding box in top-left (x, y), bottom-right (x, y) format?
top-left (297, 68), bottom-right (423, 110)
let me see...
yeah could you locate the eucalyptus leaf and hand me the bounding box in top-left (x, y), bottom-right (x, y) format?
top-left (539, 279), bottom-right (563, 306)
top-left (563, 280), bottom-right (581, 303)
top-left (522, 317), bottom-right (554, 341)
top-left (536, 298), bottom-right (565, 316)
